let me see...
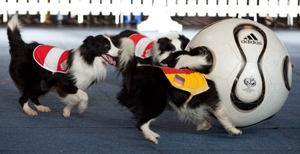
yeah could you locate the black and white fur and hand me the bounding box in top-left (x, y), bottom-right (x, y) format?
top-left (116, 38), bottom-right (242, 144)
top-left (7, 14), bottom-right (119, 117)
top-left (110, 29), bottom-right (190, 66)
top-left (151, 33), bottom-right (190, 66)
top-left (160, 46), bottom-right (214, 74)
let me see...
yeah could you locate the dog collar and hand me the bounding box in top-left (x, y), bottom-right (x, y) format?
top-left (129, 33), bottom-right (154, 59)
top-left (33, 45), bottom-right (69, 73)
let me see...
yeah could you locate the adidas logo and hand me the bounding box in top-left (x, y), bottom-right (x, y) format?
top-left (241, 33), bottom-right (262, 45)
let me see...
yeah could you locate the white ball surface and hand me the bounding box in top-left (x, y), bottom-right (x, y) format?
top-left (187, 18), bottom-right (292, 127)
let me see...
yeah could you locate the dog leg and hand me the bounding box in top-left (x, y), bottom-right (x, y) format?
top-left (23, 102), bottom-right (38, 116)
top-left (140, 119), bottom-right (160, 144)
top-left (76, 89), bottom-right (88, 114)
top-left (19, 95), bottom-right (38, 116)
top-left (63, 104), bottom-right (75, 118)
top-left (211, 103), bottom-right (242, 136)
top-left (173, 104), bottom-right (212, 131)
top-left (60, 91), bottom-right (82, 118)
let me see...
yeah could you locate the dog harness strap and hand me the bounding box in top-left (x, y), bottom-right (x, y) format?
top-left (33, 45), bottom-right (69, 73)
top-left (129, 33), bottom-right (154, 59)
top-left (183, 95), bottom-right (194, 105)
top-left (159, 66), bottom-right (210, 104)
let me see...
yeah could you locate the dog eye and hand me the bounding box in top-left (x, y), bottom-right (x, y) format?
top-left (105, 44), bottom-right (110, 48)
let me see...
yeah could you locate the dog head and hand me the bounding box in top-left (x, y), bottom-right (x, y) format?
top-left (81, 35), bottom-right (119, 65)
top-left (160, 46), bottom-right (214, 74)
top-left (152, 34), bottom-right (190, 66)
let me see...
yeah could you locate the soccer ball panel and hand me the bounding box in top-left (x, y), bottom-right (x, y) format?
top-left (237, 28), bottom-right (265, 63)
top-left (234, 62), bottom-right (263, 103)
top-left (209, 44), bottom-right (240, 80)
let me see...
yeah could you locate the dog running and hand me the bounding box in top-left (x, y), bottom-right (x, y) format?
top-left (7, 14), bottom-right (119, 117)
top-left (115, 32), bottom-right (242, 144)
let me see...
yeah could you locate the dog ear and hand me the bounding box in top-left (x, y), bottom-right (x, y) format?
top-left (179, 34), bottom-right (190, 41)
top-left (178, 35), bottom-right (190, 50)
top-left (157, 37), bottom-right (175, 52)
top-left (157, 37), bottom-right (170, 44)
top-left (83, 36), bottom-right (94, 43)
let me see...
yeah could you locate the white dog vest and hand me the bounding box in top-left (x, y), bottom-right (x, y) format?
top-left (33, 45), bottom-right (69, 73)
top-left (129, 33), bottom-right (154, 59)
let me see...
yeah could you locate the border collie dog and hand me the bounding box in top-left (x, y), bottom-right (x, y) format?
top-left (7, 14), bottom-right (119, 117)
top-left (116, 39), bottom-right (242, 144)
top-left (110, 29), bottom-right (190, 67)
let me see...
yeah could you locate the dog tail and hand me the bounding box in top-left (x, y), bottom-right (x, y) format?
top-left (117, 38), bottom-right (135, 72)
top-left (7, 14), bottom-right (25, 52)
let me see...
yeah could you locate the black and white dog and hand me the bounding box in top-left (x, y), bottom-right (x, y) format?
top-left (7, 14), bottom-right (119, 117)
top-left (116, 36), bottom-right (242, 144)
top-left (110, 29), bottom-right (190, 67)
top-left (159, 46), bottom-right (214, 74)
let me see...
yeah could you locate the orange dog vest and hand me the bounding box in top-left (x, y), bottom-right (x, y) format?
top-left (159, 66), bottom-right (210, 104)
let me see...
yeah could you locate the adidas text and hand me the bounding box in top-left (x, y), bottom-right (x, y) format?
top-left (241, 40), bottom-right (262, 45)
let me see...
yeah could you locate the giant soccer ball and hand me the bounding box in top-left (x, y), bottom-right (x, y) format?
top-left (187, 19), bottom-right (292, 127)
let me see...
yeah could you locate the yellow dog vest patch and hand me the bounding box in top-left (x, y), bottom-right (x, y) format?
top-left (159, 66), bottom-right (210, 104)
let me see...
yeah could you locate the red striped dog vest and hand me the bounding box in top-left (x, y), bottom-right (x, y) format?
top-left (129, 33), bottom-right (154, 59)
top-left (33, 45), bottom-right (69, 73)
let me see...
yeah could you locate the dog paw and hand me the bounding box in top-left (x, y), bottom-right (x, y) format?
top-left (145, 131), bottom-right (160, 144)
top-left (146, 136), bottom-right (159, 144)
top-left (36, 105), bottom-right (51, 112)
top-left (23, 103), bottom-right (38, 116)
top-left (78, 109), bottom-right (85, 114)
top-left (153, 132), bottom-right (160, 138)
top-left (63, 108), bottom-right (71, 118)
top-left (77, 90), bottom-right (88, 114)
top-left (25, 109), bottom-right (38, 116)
top-left (197, 121), bottom-right (212, 131)
top-left (141, 120), bottom-right (160, 144)
top-left (78, 102), bottom-right (88, 114)
top-left (228, 128), bottom-right (242, 136)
